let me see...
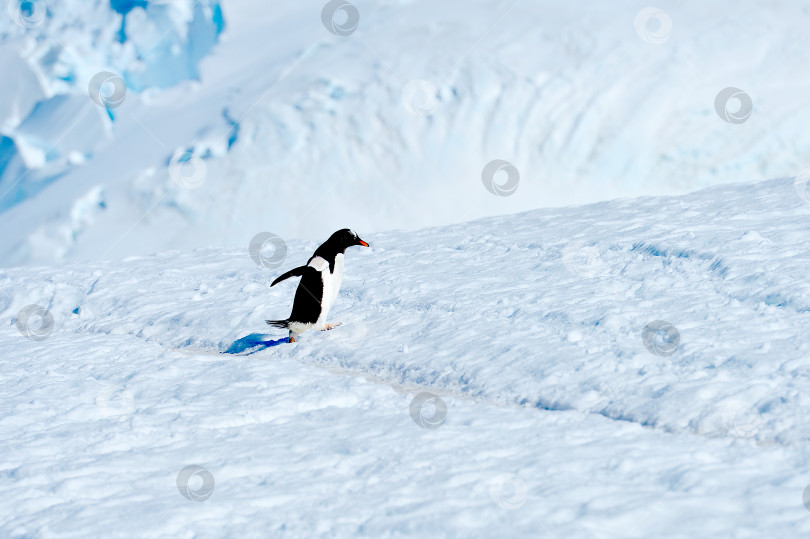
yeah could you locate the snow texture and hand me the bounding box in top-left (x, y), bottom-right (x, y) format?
top-left (3, 177), bottom-right (810, 537)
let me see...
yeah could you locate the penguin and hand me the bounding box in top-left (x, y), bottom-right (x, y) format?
top-left (266, 229), bottom-right (369, 342)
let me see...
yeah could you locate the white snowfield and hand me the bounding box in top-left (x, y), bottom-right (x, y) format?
top-left (3, 177), bottom-right (810, 537)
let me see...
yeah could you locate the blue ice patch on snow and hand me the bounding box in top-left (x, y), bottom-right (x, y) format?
top-left (121, 1), bottom-right (226, 90)
top-left (0, 132), bottom-right (70, 212)
top-left (110, 0), bottom-right (148, 15)
top-left (111, 0), bottom-right (148, 42)
top-left (0, 136), bottom-right (15, 180)
top-left (630, 242), bottom-right (729, 277)
top-left (225, 333), bottom-right (289, 354)
top-left (222, 108), bottom-right (240, 149)
top-left (211, 3), bottom-right (225, 33)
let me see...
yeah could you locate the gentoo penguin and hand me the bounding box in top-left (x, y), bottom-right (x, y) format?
top-left (266, 229), bottom-right (369, 342)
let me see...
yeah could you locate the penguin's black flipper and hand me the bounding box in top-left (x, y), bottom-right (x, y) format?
top-left (271, 266), bottom-right (308, 287)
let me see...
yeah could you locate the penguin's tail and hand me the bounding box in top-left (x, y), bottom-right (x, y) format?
top-left (265, 319), bottom-right (290, 329)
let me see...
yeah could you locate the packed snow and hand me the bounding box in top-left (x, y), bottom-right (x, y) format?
top-left (3, 177), bottom-right (810, 537)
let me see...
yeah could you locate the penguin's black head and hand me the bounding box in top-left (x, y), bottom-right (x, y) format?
top-left (327, 228), bottom-right (369, 253)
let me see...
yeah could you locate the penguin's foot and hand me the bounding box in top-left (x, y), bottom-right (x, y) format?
top-left (289, 336), bottom-right (296, 343)
top-left (323, 323), bottom-right (342, 331)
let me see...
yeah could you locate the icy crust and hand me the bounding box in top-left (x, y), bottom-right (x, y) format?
top-left (1, 178), bottom-right (810, 536)
top-left (0, 0), bottom-right (224, 208)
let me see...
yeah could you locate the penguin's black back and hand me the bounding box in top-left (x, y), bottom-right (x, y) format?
top-left (289, 266), bottom-right (324, 324)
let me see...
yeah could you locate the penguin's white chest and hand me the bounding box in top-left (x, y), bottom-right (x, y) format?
top-left (310, 253), bottom-right (344, 328)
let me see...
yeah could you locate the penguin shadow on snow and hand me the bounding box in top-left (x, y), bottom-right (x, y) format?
top-left (224, 333), bottom-right (289, 354)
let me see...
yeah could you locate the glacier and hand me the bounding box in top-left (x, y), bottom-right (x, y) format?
top-left (0, 0), bottom-right (224, 223)
top-left (1, 1), bottom-right (810, 265)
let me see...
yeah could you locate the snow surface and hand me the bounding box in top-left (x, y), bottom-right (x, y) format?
top-left (3, 177), bottom-right (810, 537)
top-left (2, 0), bottom-right (810, 265)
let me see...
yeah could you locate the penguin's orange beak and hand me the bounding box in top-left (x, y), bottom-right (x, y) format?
top-left (358, 239), bottom-right (369, 247)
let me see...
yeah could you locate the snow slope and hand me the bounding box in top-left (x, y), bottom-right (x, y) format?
top-left (2, 176), bottom-right (810, 537)
top-left (2, 0), bottom-right (810, 265)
